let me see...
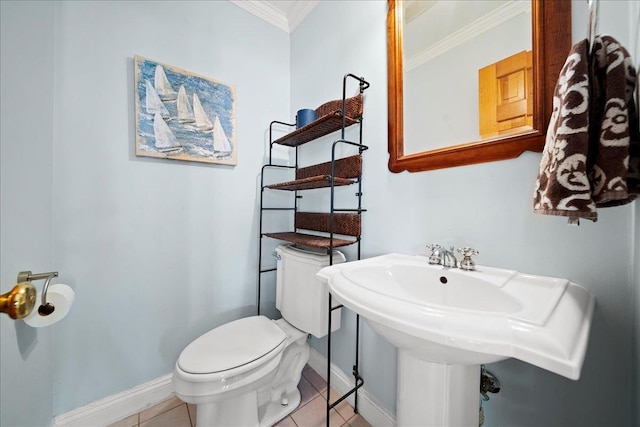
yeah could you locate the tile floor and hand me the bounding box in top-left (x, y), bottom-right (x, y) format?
top-left (107, 365), bottom-right (371, 427)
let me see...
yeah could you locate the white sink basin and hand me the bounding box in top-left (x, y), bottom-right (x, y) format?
top-left (319, 252), bottom-right (595, 377)
top-left (318, 253), bottom-right (596, 426)
top-left (342, 263), bottom-right (523, 313)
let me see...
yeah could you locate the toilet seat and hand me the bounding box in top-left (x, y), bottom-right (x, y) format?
top-left (178, 316), bottom-right (286, 376)
top-left (173, 244), bottom-right (337, 426)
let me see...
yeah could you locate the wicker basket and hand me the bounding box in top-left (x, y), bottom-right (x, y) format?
top-left (296, 155), bottom-right (362, 180)
top-left (315, 93), bottom-right (363, 120)
top-left (273, 94), bottom-right (364, 147)
top-left (295, 212), bottom-right (361, 237)
top-left (262, 232), bottom-right (356, 249)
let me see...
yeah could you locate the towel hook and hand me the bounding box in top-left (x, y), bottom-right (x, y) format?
top-left (587, 0), bottom-right (600, 55)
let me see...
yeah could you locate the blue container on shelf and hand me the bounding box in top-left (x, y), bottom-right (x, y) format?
top-left (296, 109), bottom-right (317, 129)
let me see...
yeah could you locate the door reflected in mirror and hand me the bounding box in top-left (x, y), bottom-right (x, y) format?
top-left (478, 50), bottom-right (533, 140)
top-left (403, 1), bottom-right (531, 153)
top-left (387, 0), bottom-right (572, 172)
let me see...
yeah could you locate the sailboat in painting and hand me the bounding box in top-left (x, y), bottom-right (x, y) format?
top-left (154, 65), bottom-right (177, 101)
top-left (145, 80), bottom-right (170, 119)
top-left (135, 55), bottom-right (237, 165)
top-left (177, 85), bottom-right (194, 124)
top-left (212, 115), bottom-right (232, 155)
top-left (193, 93), bottom-right (213, 131)
top-left (153, 112), bottom-right (182, 153)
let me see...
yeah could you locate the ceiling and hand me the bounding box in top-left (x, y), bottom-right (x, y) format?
top-left (229, 0), bottom-right (319, 33)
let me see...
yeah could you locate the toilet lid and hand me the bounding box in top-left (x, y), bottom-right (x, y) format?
top-left (178, 316), bottom-right (286, 375)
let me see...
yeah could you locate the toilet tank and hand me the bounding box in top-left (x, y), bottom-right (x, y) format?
top-left (275, 244), bottom-right (345, 338)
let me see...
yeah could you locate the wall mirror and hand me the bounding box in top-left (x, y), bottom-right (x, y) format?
top-left (387, 0), bottom-right (571, 172)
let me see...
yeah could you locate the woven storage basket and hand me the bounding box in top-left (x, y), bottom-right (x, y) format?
top-left (262, 232), bottom-right (355, 248)
top-left (315, 93), bottom-right (363, 120)
top-left (266, 176), bottom-right (355, 191)
top-left (295, 212), bottom-right (361, 237)
top-left (266, 155), bottom-right (362, 191)
top-left (296, 155), bottom-right (362, 180)
top-left (274, 94), bottom-right (364, 147)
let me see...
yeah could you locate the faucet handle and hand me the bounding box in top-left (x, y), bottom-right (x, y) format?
top-left (426, 244), bottom-right (443, 265)
top-left (457, 247), bottom-right (479, 271)
top-left (457, 247), bottom-right (478, 257)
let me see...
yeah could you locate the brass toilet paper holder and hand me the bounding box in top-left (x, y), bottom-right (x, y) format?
top-left (1, 271), bottom-right (58, 320)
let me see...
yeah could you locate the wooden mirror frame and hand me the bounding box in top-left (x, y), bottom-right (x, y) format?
top-left (387, 0), bottom-right (572, 172)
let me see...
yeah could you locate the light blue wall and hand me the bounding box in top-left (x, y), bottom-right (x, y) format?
top-left (1, 0), bottom-right (638, 425)
top-left (49, 1), bottom-right (290, 414)
top-left (1, 0), bottom-right (291, 419)
top-left (0, 2), bottom-right (56, 426)
top-left (291, 1), bottom-right (638, 425)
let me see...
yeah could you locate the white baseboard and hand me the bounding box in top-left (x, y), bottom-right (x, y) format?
top-left (52, 348), bottom-right (395, 427)
top-left (52, 374), bottom-right (174, 427)
top-left (307, 347), bottom-right (396, 427)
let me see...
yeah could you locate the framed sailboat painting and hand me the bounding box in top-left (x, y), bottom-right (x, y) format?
top-left (134, 55), bottom-right (237, 165)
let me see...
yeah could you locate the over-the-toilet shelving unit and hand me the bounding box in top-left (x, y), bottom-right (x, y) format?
top-left (257, 73), bottom-right (370, 427)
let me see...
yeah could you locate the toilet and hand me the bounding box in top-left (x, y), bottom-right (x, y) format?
top-left (173, 244), bottom-right (345, 427)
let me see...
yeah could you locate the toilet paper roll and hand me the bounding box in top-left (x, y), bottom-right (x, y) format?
top-left (24, 284), bottom-right (75, 328)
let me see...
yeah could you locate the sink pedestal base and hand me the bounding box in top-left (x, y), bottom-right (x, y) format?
top-left (397, 350), bottom-right (480, 427)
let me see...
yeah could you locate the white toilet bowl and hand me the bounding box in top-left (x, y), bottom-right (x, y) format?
top-left (173, 245), bottom-right (344, 426)
top-left (173, 315), bottom-right (309, 427)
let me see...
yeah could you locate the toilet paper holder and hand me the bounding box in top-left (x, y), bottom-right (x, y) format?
top-left (0, 270), bottom-right (58, 320)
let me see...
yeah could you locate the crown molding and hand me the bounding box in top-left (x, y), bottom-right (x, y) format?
top-left (287, 0), bottom-right (320, 32)
top-left (230, 0), bottom-right (289, 32)
top-left (229, 0), bottom-right (318, 33)
top-left (406, 1), bottom-right (530, 71)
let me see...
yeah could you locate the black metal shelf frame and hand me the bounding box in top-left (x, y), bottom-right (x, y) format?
top-left (257, 74), bottom-right (369, 427)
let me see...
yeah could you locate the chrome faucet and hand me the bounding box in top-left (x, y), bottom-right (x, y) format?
top-left (440, 247), bottom-right (458, 268)
top-left (426, 244), bottom-right (444, 265)
top-left (457, 247), bottom-right (479, 271)
top-left (426, 244), bottom-right (458, 268)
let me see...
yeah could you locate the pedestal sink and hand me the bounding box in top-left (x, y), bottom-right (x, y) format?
top-left (317, 253), bottom-right (595, 427)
